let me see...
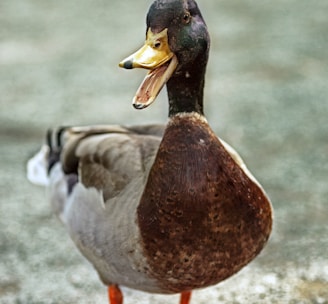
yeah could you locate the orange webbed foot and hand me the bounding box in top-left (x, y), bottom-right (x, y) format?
top-left (108, 285), bottom-right (123, 304)
top-left (180, 291), bottom-right (192, 304)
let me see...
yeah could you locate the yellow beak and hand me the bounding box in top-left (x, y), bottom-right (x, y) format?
top-left (119, 28), bottom-right (178, 109)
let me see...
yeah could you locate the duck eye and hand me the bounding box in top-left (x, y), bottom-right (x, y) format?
top-left (154, 41), bottom-right (161, 48)
top-left (182, 12), bottom-right (191, 24)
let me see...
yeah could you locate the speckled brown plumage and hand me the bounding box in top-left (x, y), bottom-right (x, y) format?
top-left (137, 113), bottom-right (272, 292)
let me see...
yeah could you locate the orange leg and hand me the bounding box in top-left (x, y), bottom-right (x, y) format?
top-left (180, 291), bottom-right (192, 304)
top-left (108, 285), bottom-right (123, 304)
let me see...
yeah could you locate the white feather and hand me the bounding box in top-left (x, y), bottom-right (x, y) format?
top-left (27, 145), bottom-right (49, 186)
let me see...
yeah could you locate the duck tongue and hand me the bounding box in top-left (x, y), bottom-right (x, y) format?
top-left (133, 55), bottom-right (178, 109)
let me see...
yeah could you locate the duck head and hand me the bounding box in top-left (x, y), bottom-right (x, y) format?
top-left (119, 0), bottom-right (210, 115)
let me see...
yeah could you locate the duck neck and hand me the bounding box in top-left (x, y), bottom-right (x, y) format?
top-left (167, 58), bottom-right (207, 117)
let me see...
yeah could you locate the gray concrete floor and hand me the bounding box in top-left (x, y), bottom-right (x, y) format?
top-left (1, 0), bottom-right (327, 303)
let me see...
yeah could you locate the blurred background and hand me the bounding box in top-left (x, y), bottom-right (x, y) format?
top-left (0, 0), bottom-right (327, 303)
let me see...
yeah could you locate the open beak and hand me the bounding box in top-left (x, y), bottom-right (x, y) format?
top-left (119, 28), bottom-right (178, 109)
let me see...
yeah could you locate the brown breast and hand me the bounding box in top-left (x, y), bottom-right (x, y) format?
top-left (137, 114), bottom-right (272, 292)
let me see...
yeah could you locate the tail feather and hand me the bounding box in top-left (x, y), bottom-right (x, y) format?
top-left (46, 127), bottom-right (69, 173)
top-left (27, 127), bottom-right (69, 186)
top-left (27, 145), bottom-right (50, 186)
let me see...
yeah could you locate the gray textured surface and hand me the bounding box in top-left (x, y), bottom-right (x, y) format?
top-left (1, 0), bottom-right (327, 303)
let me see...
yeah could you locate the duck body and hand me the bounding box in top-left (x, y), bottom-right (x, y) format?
top-left (31, 113), bottom-right (271, 295)
top-left (28, 0), bottom-right (272, 302)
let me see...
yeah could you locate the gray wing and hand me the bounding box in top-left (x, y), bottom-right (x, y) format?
top-left (37, 124), bottom-right (164, 290)
top-left (45, 124), bottom-right (164, 217)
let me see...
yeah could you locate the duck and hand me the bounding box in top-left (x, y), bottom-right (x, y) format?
top-left (27, 0), bottom-right (273, 303)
